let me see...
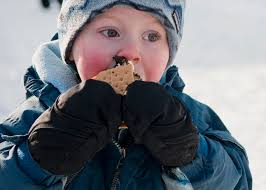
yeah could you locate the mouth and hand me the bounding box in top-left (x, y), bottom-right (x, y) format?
top-left (113, 56), bottom-right (128, 67)
top-left (113, 56), bottom-right (142, 80)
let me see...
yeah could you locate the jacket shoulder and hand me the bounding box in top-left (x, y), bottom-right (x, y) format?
top-left (0, 96), bottom-right (46, 137)
top-left (170, 91), bottom-right (226, 132)
top-left (170, 91), bottom-right (247, 154)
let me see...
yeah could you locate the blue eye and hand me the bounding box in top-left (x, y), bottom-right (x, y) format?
top-left (143, 32), bottom-right (161, 42)
top-left (100, 29), bottom-right (120, 38)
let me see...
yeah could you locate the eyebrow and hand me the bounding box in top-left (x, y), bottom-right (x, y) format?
top-left (94, 14), bottom-right (121, 23)
top-left (147, 18), bottom-right (163, 26)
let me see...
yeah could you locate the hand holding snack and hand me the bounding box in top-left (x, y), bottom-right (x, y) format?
top-left (124, 81), bottom-right (199, 167)
top-left (28, 79), bottom-right (122, 175)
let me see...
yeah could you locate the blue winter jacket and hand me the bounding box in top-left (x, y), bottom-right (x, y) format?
top-left (0, 41), bottom-right (252, 190)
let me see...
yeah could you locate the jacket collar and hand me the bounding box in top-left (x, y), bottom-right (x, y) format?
top-left (160, 65), bottom-right (185, 93)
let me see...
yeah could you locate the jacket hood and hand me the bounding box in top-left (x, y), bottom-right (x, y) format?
top-left (32, 40), bottom-right (79, 93)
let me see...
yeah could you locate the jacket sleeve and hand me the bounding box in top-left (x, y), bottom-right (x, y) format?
top-left (177, 94), bottom-right (252, 190)
top-left (0, 96), bottom-right (65, 190)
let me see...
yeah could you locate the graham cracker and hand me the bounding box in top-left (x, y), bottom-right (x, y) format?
top-left (95, 63), bottom-right (135, 95)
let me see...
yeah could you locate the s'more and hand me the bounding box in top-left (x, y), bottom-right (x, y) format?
top-left (94, 56), bottom-right (141, 95)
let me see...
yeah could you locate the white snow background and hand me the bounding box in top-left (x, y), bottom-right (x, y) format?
top-left (0, 0), bottom-right (265, 189)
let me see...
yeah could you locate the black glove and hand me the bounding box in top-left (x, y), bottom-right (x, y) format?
top-left (28, 80), bottom-right (122, 175)
top-left (123, 81), bottom-right (199, 167)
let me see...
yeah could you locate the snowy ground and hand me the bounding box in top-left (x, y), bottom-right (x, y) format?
top-left (0, 0), bottom-right (265, 189)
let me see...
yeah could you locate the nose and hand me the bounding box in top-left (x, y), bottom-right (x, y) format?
top-left (116, 41), bottom-right (141, 64)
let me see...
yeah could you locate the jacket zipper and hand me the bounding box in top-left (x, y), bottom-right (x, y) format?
top-left (64, 174), bottom-right (76, 189)
top-left (64, 167), bottom-right (84, 190)
top-left (111, 140), bottom-right (126, 190)
top-left (64, 139), bottom-right (126, 190)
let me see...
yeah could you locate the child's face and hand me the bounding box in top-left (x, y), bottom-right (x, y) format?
top-left (71, 5), bottom-right (169, 82)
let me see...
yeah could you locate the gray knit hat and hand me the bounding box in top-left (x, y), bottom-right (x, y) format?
top-left (58, 0), bottom-right (186, 67)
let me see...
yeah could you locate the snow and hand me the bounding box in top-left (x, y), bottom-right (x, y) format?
top-left (0, 0), bottom-right (265, 189)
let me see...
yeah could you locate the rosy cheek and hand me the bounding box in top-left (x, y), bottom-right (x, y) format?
top-left (76, 53), bottom-right (111, 80)
top-left (144, 61), bottom-right (167, 82)
top-left (88, 55), bottom-right (108, 72)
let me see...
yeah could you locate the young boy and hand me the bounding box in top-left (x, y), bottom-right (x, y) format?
top-left (0, 0), bottom-right (252, 189)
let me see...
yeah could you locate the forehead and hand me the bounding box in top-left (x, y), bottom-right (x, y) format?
top-left (90, 5), bottom-right (163, 26)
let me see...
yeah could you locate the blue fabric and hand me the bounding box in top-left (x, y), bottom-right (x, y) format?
top-left (0, 65), bottom-right (252, 189)
top-left (31, 40), bottom-right (79, 93)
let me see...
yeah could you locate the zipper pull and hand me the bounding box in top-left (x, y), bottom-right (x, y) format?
top-left (121, 148), bottom-right (126, 158)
